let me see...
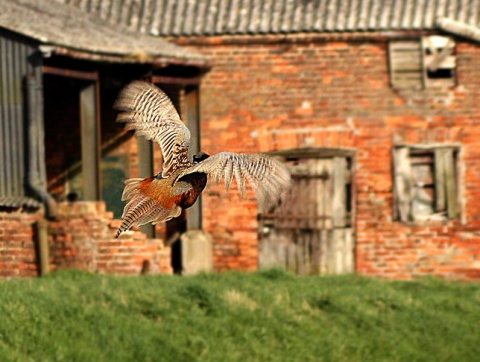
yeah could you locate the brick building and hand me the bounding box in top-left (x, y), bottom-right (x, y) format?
top-left (2, 0), bottom-right (480, 279)
top-left (61, 0), bottom-right (480, 280)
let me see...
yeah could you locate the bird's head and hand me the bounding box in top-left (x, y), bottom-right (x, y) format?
top-left (193, 152), bottom-right (210, 164)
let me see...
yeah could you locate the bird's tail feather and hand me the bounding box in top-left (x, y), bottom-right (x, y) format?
top-left (116, 178), bottom-right (182, 238)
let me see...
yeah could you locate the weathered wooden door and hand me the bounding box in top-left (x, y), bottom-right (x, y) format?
top-left (259, 155), bottom-right (354, 275)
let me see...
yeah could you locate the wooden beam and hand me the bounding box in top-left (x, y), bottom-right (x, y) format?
top-left (43, 66), bottom-right (98, 81)
top-left (151, 75), bottom-right (201, 86)
top-left (268, 147), bottom-right (356, 160)
top-left (426, 38), bottom-right (454, 72)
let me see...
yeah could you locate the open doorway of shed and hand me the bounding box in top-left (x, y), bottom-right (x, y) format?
top-left (259, 148), bottom-right (355, 275)
top-left (43, 73), bottom-right (100, 202)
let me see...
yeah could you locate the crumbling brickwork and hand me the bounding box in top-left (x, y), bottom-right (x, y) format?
top-left (0, 202), bottom-right (172, 278)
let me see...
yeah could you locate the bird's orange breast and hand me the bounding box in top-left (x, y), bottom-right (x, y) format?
top-left (138, 177), bottom-right (177, 208)
top-left (138, 172), bottom-right (207, 210)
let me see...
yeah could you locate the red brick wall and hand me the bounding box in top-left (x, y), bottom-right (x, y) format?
top-left (173, 34), bottom-right (480, 279)
top-left (0, 212), bottom-right (43, 277)
top-left (49, 202), bottom-right (172, 275)
top-left (0, 202), bottom-right (172, 278)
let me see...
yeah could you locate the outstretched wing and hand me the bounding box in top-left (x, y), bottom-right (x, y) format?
top-left (177, 152), bottom-right (291, 212)
top-left (114, 81), bottom-right (192, 176)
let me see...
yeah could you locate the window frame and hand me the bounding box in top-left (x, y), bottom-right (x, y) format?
top-left (392, 144), bottom-right (462, 223)
top-left (389, 36), bottom-right (456, 89)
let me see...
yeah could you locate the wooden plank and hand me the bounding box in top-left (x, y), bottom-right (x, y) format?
top-left (425, 38), bottom-right (454, 72)
top-left (296, 234), bottom-right (305, 275)
top-left (280, 234), bottom-right (289, 270)
top-left (425, 55), bottom-right (455, 70)
top-left (324, 159), bottom-right (333, 229)
top-left (444, 148), bottom-right (457, 218)
top-left (306, 232), bottom-right (313, 274)
top-left (311, 230), bottom-right (321, 274)
top-left (344, 229), bottom-right (354, 273)
top-left (319, 229), bottom-right (328, 274)
top-left (434, 149), bottom-right (446, 212)
top-left (391, 63), bottom-right (423, 72)
top-left (305, 159), bottom-right (316, 229)
top-left (314, 159), bottom-right (324, 229)
top-left (389, 40), bottom-right (422, 89)
top-left (420, 37), bottom-right (428, 88)
top-left (333, 229), bottom-right (344, 274)
top-left (393, 147), bottom-right (413, 222)
top-left (287, 233), bottom-right (297, 272)
top-left (325, 230), bottom-right (335, 274)
top-left (389, 41), bottom-right (422, 51)
top-left (332, 157), bottom-right (346, 227)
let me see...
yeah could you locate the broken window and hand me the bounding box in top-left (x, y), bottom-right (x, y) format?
top-left (389, 36), bottom-right (456, 89)
top-left (393, 146), bottom-right (460, 222)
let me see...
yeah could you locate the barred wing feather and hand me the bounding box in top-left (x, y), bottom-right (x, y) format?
top-left (114, 81), bottom-right (191, 176)
top-left (178, 152), bottom-right (291, 212)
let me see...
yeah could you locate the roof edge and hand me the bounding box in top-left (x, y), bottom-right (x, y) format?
top-left (436, 17), bottom-right (480, 43)
top-left (172, 30), bottom-right (441, 46)
top-left (44, 45), bottom-right (210, 67)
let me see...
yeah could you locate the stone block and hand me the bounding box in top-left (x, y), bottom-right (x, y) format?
top-left (180, 230), bottom-right (213, 275)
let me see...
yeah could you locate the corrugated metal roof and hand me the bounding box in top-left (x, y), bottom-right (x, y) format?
top-left (0, 196), bottom-right (42, 209)
top-left (0, 0), bottom-right (206, 65)
top-left (56, 0), bottom-right (480, 36)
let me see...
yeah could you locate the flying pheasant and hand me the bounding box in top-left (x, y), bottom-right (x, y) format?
top-left (114, 81), bottom-right (291, 238)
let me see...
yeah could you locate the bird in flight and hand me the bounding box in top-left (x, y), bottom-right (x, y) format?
top-left (114, 81), bottom-right (291, 238)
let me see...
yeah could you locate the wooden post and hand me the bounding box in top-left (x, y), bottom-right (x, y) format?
top-left (80, 81), bottom-right (100, 200)
top-left (36, 219), bottom-right (50, 276)
top-left (138, 136), bottom-right (156, 238)
top-left (185, 86), bottom-right (202, 230)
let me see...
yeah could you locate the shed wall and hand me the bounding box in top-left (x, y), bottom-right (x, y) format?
top-left (0, 29), bottom-right (42, 208)
top-left (179, 35), bottom-right (480, 279)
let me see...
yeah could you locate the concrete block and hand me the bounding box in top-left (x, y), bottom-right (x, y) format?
top-left (180, 230), bottom-right (213, 275)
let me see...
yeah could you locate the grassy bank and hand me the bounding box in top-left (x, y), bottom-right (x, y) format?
top-left (0, 270), bottom-right (478, 361)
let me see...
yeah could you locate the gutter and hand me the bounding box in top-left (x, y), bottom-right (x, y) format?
top-left (26, 75), bottom-right (57, 219)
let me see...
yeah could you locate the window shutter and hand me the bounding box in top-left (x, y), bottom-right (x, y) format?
top-left (389, 41), bottom-right (423, 89)
top-left (393, 147), bottom-right (413, 222)
top-left (434, 148), bottom-right (457, 218)
top-left (422, 36), bottom-right (456, 88)
top-left (434, 149), bottom-right (446, 212)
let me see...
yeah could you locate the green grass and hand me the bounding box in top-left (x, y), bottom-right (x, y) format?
top-left (0, 269), bottom-right (479, 362)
